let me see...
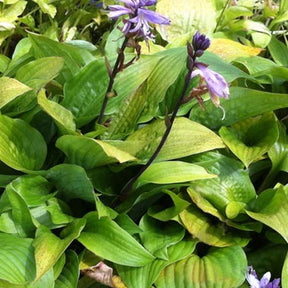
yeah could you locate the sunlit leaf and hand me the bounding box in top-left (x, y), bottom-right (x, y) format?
top-left (137, 161), bottom-right (215, 187)
top-left (38, 89), bottom-right (76, 134)
top-left (78, 212), bottom-right (154, 267)
top-left (56, 135), bottom-right (136, 169)
top-left (0, 114), bottom-right (47, 172)
top-left (155, 246), bottom-right (247, 288)
top-left (156, 0), bottom-right (217, 42)
top-left (0, 77), bottom-right (32, 109)
top-left (16, 57), bottom-right (64, 90)
top-left (190, 87), bottom-right (288, 130)
top-left (0, 234), bottom-right (36, 284)
top-left (33, 219), bottom-right (85, 280)
top-left (116, 238), bottom-right (197, 288)
top-left (208, 38), bottom-right (262, 61)
top-left (180, 205), bottom-right (250, 247)
top-left (32, 0), bottom-right (57, 18)
top-left (125, 117), bottom-right (224, 162)
top-left (246, 185), bottom-right (288, 243)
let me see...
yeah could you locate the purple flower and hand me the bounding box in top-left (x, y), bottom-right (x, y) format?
top-left (108, 0), bottom-right (170, 41)
top-left (246, 266), bottom-right (280, 288)
top-left (191, 62), bottom-right (229, 107)
top-left (192, 31), bottom-right (211, 57)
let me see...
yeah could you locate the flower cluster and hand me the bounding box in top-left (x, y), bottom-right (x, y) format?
top-left (188, 31), bottom-right (229, 108)
top-left (108, 0), bottom-right (170, 41)
top-left (246, 266), bottom-right (280, 288)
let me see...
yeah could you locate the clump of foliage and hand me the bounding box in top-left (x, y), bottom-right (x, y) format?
top-left (0, 0), bottom-right (288, 287)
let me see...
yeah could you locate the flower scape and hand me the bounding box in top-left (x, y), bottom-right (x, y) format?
top-left (0, 0), bottom-right (287, 287)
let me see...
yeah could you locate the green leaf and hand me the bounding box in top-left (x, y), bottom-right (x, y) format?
top-left (155, 246), bottom-right (247, 288)
top-left (6, 186), bottom-right (36, 237)
top-left (56, 135), bottom-right (136, 169)
top-left (62, 59), bottom-right (109, 127)
top-left (125, 117), bottom-right (224, 162)
top-left (0, 234), bottom-right (36, 284)
top-left (0, 175), bottom-right (53, 212)
top-left (282, 252), bottom-right (288, 288)
top-left (46, 164), bottom-right (95, 203)
top-left (190, 87), bottom-right (288, 130)
top-left (104, 82), bottom-right (148, 139)
top-left (78, 212), bottom-right (154, 267)
top-left (0, 114), bottom-right (47, 172)
top-left (137, 161), bottom-right (215, 187)
top-left (0, 212), bottom-right (17, 234)
top-left (0, 1), bottom-right (27, 22)
top-left (139, 215), bottom-right (185, 259)
top-left (246, 184), bottom-right (288, 243)
top-left (139, 48), bottom-right (187, 121)
top-left (32, 0), bottom-right (57, 18)
top-left (38, 89), bottom-right (76, 134)
top-left (148, 190), bottom-right (190, 222)
top-left (30, 269), bottom-right (54, 288)
top-left (268, 122), bottom-right (288, 173)
top-left (0, 77), bottom-right (32, 109)
top-left (268, 36), bottom-right (288, 66)
top-left (219, 113), bottom-right (279, 167)
top-left (29, 34), bottom-right (94, 81)
top-left (33, 219), bottom-right (85, 281)
top-left (187, 152), bottom-right (256, 213)
top-left (180, 205), bottom-right (250, 247)
top-left (116, 238), bottom-right (197, 288)
top-left (55, 250), bottom-right (79, 288)
top-left (107, 54), bottom-right (160, 115)
top-left (156, 0), bottom-right (217, 42)
top-left (0, 54), bottom-right (10, 73)
top-left (16, 57), bottom-right (64, 90)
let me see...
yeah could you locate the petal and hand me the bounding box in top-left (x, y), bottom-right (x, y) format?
top-left (116, 0), bottom-right (138, 7)
top-left (138, 8), bottom-right (170, 24)
top-left (139, 0), bottom-right (157, 6)
top-left (259, 272), bottom-right (271, 287)
top-left (108, 5), bottom-right (132, 18)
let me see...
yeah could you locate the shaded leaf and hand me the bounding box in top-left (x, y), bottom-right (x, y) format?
top-left (139, 215), bottom-right (185, 259)
top-left (219, 113), bottom-right (279, 167)
top-left (55, 250), bottom-right (79, 288)
top-left (46, 164), bottom-right (95, 203)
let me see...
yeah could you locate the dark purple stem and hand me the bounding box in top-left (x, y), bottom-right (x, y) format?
top-left (98, 36), bottom-right (130, 124)
top-left (119, 68), bottom-right (193, 198)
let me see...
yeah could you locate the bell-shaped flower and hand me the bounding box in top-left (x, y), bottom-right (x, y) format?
top-left (246, 266), bottom-right (280, 288)
top-left (191, 62), bottom-right (229, 107)
top-left (108, 0), bottom-right (170, 41)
